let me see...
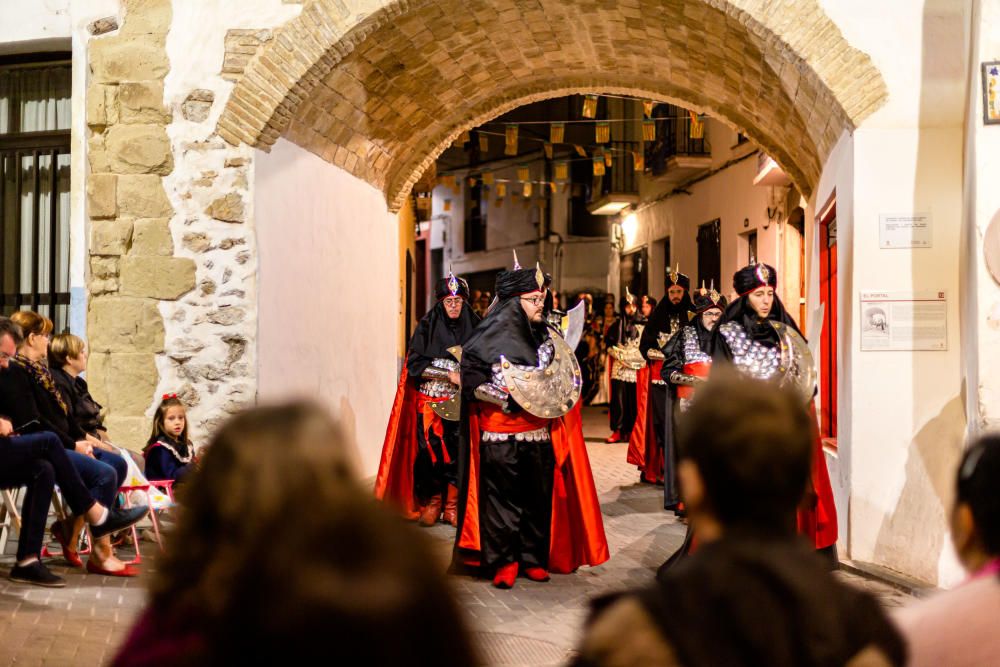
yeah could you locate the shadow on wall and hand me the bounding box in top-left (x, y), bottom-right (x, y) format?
top-left (871, 396), bottom-right (964, 584)
top-left (338, 395), bottom-right (361, 475)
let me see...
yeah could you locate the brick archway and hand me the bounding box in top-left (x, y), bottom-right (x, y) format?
top-left (218, 0), bottom-right (887, 211)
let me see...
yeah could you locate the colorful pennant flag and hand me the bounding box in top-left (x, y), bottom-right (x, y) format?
top-left (550, 122), bottom-right (565, 144)
top-left (632, 151), bottom-right (645, 171)
top-left (582, 94), bottom-right (599, 119)
top-left (593, 157), bottom-right (605, 176)
top-left (517, 165), bottom-right (530, 182)
top-left (689, 110), bottom-right (704, 139)
top-left (642, 120), bottom-right (656, 142)
top-left (505, 124), bottom-right (518, 156)
top-left (643, 100), bottom-right (655, 118)
top-left (554, 161), bottom-right (569, 181)
top-left (596, 122), bottom-right (610, 144)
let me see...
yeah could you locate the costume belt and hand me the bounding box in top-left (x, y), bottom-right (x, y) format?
top-left (648, 359), bottom-right (666, 385)
top-left (677, 361), bottom-right (711, 399)
top-left (478, 404), bottom-right (551, 443)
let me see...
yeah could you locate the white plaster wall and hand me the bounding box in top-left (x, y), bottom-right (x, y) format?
top-left (0, 0), bottom-right (71, 53)
top-left (624, 156), bottom-right (774, 302)
top-left (255, 138), bottom-right (398, 478)
top-left (966, 0), bottom-right (1000, 434)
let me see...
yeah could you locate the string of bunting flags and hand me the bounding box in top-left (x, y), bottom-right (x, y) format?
top-left (438, 95), bottom-right (706, 205)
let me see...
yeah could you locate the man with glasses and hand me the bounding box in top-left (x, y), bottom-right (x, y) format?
top-left (453, 256), bottom-right (608, 589)
top-left (375, 271), bottom-right (480, 527)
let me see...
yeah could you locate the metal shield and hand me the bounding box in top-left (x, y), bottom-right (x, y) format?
top-left (428, 346), bottom-right (464, 421)
top-left (500, 333), bottom-right (582, 419)
top-left (769, 320), bottom-right (818, 403)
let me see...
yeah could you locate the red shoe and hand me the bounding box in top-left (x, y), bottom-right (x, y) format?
top-left (522, 566), bottom-right (550, 582)
top-left (605, 431), bottom-right (622, 444)
top-left (492, 562), bottom-right (518, 589)
top-left (86, 559), bottom-right (140, 578)
top-left (50, 520), bottom-right (83, 569)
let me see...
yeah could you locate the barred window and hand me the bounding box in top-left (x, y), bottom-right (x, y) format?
top-left (0, 55), bottom-right (72, 331)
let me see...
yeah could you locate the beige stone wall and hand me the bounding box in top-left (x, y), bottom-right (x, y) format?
top-left (215, 0), bottom-right (888, 212)
top-left (86, 0), bottom-right (194, 448)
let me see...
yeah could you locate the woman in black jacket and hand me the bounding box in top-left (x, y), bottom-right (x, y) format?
top-left (0, 312), bottom-right (136, 577)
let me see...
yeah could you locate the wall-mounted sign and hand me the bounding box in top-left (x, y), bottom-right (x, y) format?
top-left (982, 61), bottom-right (1000, 125)
top-left (879, 212), bottom-right (931, 249)
top-left (860, 290), bottom-right (947, 351)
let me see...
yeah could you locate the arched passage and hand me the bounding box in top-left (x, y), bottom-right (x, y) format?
top-left (218, 0), bottom-right (887, 211)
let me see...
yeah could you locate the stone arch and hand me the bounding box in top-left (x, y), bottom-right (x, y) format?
top-left (218, 0), bottom-right (887, 210)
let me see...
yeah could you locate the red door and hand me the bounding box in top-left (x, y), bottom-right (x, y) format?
top-left (818, 204), bottom-right (838, 442)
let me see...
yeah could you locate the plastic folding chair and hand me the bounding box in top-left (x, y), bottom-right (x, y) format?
top-left (118, 479), bottom-right (175, 565)
top-left (40, 489), bottom-right (91, 561)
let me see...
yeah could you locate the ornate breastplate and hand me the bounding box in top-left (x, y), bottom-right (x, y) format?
top-left (682, 326), bottom-right (712, 365)
top-left (419, 358), bottom-right (460, 398)
top-left (718, 322), bottom-right (781, 381)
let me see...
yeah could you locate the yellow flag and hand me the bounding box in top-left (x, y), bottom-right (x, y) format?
top-left (582, 94), bottom-right (599, 119)
top-left (574, 145), bottom-right (587, 158)
top-left (517, 165), bottom-right (530, 182)
top-left (440, 174), bottom-right (456, 191)
top-left (523, 181), bottom-right (533, 197)
top-left (550, 123), bottom-right (565, 144)
top-left (544, 143), bottom-right (554, 159)
top-left (632, 151), bottom-right (645, 171)
top-left (643, 100), bottom-right (654, 118)
top-left (595, 122), bottom-right (610, 144)
top-left (604, 151), bottom-right (613, 167)
top-left (689, 110), bottom-right (704, 139)
top-left (554, 161), bottom-right (568, 181)
top-left (467, 177), bottom-right (477, 187)
top-left (496, 182), bottom-right (507, 197)
top-left (593, 157), bottom-right (605, 176)
top-left (443, 199), bottom-right (452, 212)
top-left (642, 120), bottom-right (656, 142)
top-left (505, 125), bottom-right (518, 156)
top-left (482, 171), bottom-right (495, 185)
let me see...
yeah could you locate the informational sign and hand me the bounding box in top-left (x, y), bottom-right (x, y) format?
top-left (860, 290), bottom-right (947, 351)
top-left (879, 213), bottom-right (932, 249)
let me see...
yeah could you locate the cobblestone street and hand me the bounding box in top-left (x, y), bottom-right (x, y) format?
top-left (0, 407), bottom-right (918, 665)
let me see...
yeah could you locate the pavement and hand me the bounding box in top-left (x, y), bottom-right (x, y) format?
top-left (0, 406), bottom-right (918, 666)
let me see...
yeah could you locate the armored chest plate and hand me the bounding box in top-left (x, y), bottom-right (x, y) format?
top-left (500, 333), bottom-right (582, 419)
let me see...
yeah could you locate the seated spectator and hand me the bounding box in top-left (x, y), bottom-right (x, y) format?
top-left (0, 311), bottom-right (135, 576)
top-left (894, 434), bottom-right (1000, 666)
top-left (574, 371), bottom-right (906, 667)
top-left (49, 333), bottom-right (107, 440)
top-left (112, 401), bottom-right (476, 666)
top-left (143, 394), bottom-right (197, 484)
top-left (0, 316), bottom-right (148, 587)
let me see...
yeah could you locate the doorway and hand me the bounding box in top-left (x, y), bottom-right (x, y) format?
top-left (697, 219), bottom-right (721, 291)
top-left (818, 200), bottom-right (838, 443)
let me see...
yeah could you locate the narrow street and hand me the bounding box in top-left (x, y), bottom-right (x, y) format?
top-left (0, 406), bottom-right (917, 664)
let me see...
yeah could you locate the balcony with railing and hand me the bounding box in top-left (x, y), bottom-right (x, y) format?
top-left (645, 106), bottom-right (712, 188)
top-left (586, 140), bottom-right (640, 218)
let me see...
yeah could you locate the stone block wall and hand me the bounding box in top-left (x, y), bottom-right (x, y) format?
top-left (85, 0), bottom-right (262, 448)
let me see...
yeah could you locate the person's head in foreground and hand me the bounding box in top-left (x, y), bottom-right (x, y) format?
top-left (113, 401), bottom-right (476, 667)
top-left (891, 435), bottom-right (1000, 667)
top-left (949, 434), bottom-right (1000, 576)
top-left (575, 371), bottom-right (906, 667)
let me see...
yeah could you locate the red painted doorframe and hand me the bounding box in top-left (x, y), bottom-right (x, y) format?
top-left (818, 199), bottom-right (838, 443)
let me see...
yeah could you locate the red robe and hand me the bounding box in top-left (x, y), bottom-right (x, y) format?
top-left (373, 368), bottom-right (451, 520)
top-left (626, 361), bottom-right (664, 483)
top-left (800, 404), bottom-right (838, 549)
top-left (456, 402), bottom-right (609, 574)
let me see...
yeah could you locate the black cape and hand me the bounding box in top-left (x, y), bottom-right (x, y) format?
top-left (711, 292), bottom-right (803, 361)
top-left (640, 293), bottom-right (694, 358)
top-left (406, 301), bottom-right (480, 380)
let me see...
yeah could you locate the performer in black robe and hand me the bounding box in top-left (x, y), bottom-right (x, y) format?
top-left (711, 262), bottom-right (838, 555)
top-left (374, 272), bottom-right (480, 526)
top-left (627, 267), bottom-right (692, 484)
top-left (453, 259), bottom-right (609, 589)
top-left (605, 289), bottom-right (642, 444)
top-left (660, 285), bottom-right (726, 513)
